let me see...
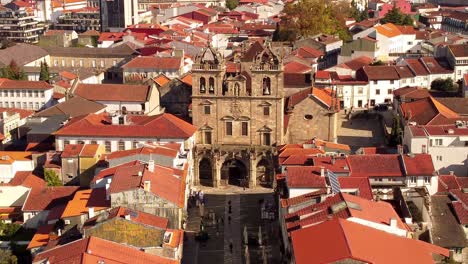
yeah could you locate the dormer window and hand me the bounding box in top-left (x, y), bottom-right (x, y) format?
top-left (209, 77), bottom-right (215, 94)
top-left (262, 77), bottom-right (271, 95)
top-left (200, 77), bottom-right (206, 93)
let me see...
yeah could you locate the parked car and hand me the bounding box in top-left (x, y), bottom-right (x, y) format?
top-left (374, 104), bottom-right (388, 111)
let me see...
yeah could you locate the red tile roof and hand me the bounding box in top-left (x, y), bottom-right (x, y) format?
top-left (61, 188), bottom-right (110, 218)
top-left (448, 44), bottom-right (468, 57)
top-left (33, 236), bottom-right (178, 264)
top-left (393, 86), bottom-right (430, 99)
top-left (340, 56), bottom-right (373, 71)
top-left (361, 66), bottom-right (400, 80)
top-left (375, 23), bottom-right (402, 38)
top-left (61, 144), bottom-right (84, 158)
top-left (80, 144), bottom-right (100, 157)
top-left (74, 83), bottom-right (150, 102)
top-left (0, 108), bottom-right (34, 119)
top-left (405, 58), bottom-right (430, 76)
top-left (154, 74), bottom-right (171, 87)
top-left (280, 189), bottom-right (327, 208)
top-left (55, 112), bottom-right (196, 139)
top-left (284, 61), bottom-right (312, 74)
top-left (438, 175), bottom-right (461, 192)
top-left (9, 171), bottom-right (46, 189)
top-left (91, 160), bottom-right (142, 184)
top-left (122, 56), bottom-right (182, 70)
top-left (90, 206), bottom-right (169, 229)
top-left (312, 87), bottom-right (335, 109)
top-left (338, 177), bottom-right (373, 200)
top-left (452, 201), bottom-right (468, 225)
top-left (106, 144), bottom-right (179, 161)
top-left (291, 218), bottom-right (449, 264)
top-left (400, 97), bottom-right (460, 125)
top-left (285, 166), bottom-right (327, 188)
top-left (348, 155), bottom-right (404, 177)
top-left (22, 186), bottom-right (79, 211)
top-left (401, 154), bottom-right (435, 176)
top-left (0, 79), bottom-right (53, 90)
top-left (108, 163), bottom-right (184, 207)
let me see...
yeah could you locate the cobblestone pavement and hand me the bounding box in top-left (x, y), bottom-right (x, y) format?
top-left (336, 110), bottom-right (387, 149)
top-left (182, 187), bottom-right (281, 264)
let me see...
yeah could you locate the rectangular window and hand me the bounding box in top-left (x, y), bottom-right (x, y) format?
top-left (226, 121), bottom-right (232, 136)
top-left (387, 89), bottom-right (392, 95)
top-left (28, 102), bottom-right (33, 109)
top-left (118, 141), bottom-right (125, 151)
top-left (41, 92), bottom-right (45, 98)
top-left (263, 133), bottom-right (271, 146)
top-left (358, 87), bottom-right (363, 94)
top-left (263, 106), bottom-right (270, 116)
top-left (34, 91), bottom-right (38, 98)
top-left (91, 140), bottom-right (97, 145)
top-left (132, 141), bottom-right (138, 148)
top-left (204, 105), bottom-right (210, 115)
top-left (204, 131), bottom-right (212, 144)
top-left (241, 122), bottom-right (248, 136)
top-left (424, 176), bottom-right (430, 184)
top-left (28, 91), bottom-right (32, 97)
top-left (105, 141), bottom-right (111, 152)
top-left (436, 155), bottom-right (442, 161)
top-left (376, 89), bottom-right (380, 95)
top-left (64, 140), bottom-right (70, 145)
top-left (9, 90), bottom-right (14, 97)
top-left (410, 176), bottom-right (416, 184)
top-left (373, 80), bottom-right (377, 85)
top-left (15, 90), bottom-right (20, 97)
top-left (79, 60), bottom-right (83, 67)
top-left (390, 80), bottom-right (394, 84)
top-left (35, 102), bottom-right (39, 110)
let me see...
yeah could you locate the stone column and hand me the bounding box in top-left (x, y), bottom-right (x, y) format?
top-left (193, 157), bottom-right (200, 186)
top-left (212, 158), bottom-right (221, 188)
top-left (249, 157), bottom-right (257, 188)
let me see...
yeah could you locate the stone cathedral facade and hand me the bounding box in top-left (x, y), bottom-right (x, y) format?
top-left (191, 42), bottom-right (285, 188)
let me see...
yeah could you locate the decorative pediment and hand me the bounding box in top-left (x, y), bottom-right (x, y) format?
top-left (257, 125), bottom-right (272, 132)
top-left (237, 116), bottom-right (251, 121)
top-left (200, 124), bottom-right (213, 131)
top-left (258, 101), bottom-right (272, 107)
top-left (221, 115), bottom-right (235, 121)
top-left (200, 100), bottom-right (213, 105)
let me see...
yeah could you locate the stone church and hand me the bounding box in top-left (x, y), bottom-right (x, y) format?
top-left (191, 42), bottom-right (338, 188)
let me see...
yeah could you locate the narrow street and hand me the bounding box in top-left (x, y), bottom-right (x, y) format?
top-left (182, 187), bottom-right (282, 264)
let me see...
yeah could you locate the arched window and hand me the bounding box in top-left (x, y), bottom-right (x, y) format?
top-left (262, 77), bottom-right (271, 95)
top-left (209, 77), bottom-right (215, 94)
top-left (234, 83), bottom-right (240, 96)
top-left (200, 77), bottom-right (206, 93)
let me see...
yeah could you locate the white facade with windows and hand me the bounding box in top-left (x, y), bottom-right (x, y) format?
top-left (0, 87), bottom-right (54, 111)
top-left (368, 79), bottom-right (400, 106)
top-left (403, 124), bottom-right (468, 176)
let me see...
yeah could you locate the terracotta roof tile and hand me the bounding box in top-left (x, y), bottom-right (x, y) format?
top-left (87, 206), bottom-right (169, 229)
top-left (9, 171), bottom-right (46, 189)
top-left (361, 66), bottom-right (400, 80)
top-left (22, 186), bottom-right (79, 211)
top-left (55, 112), bottom-right (196, 138)
top-left (33, 236), bottom-right (178, 264)
top-left (285, 166), bottom-right (327, 188)
top-left (0, 79), bottom-right (53, 90)
top-left (61, 188), bottom-right (110, 218)
top-left (348, 155), bottom-right (404, 177)
top-left (74, 83), bottom-right (150, 102)
top-left (27, 224), bottom-right (54, 249)
top-left (180, 73), bottom-right (192, 86)
top-left (291, 218), bottom-right (448, 264)
top-left (61, 144), bottom-right (84, 158)
top-left (402, 154), bottom-right (435, 176)
top-left (375, 23), bottom-right (402, 38)
top-left (154, 74), bottom-right (171, 86)
top-left (80, 144), bottom-right (100, 157)
top-left (448, 44), bottom-right (468, 57)
top-left (122, 56), bottom-right (182, 70)
top-left (284, 61), bottom-right (312, 74)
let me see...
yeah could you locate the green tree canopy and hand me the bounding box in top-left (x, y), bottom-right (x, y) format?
top-left (281, 0), bottom-right (352, 41)
top-left (430, 78), bottom-right (457, 92)
top-left (381, 5), bottom-right (414, 25)
top-left (226, 0), bottom-right (238, 10)
top-left (0, 60), bottom-right (27, 80)
top-left (45, 169), bottom-right (62, 186)
top-left (39, 61), bottom-right (50, 82)
top-left (0, 249), bottom-right (17, 264)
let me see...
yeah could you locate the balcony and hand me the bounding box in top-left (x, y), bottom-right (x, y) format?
top-left (192, 63), bottom-right (222, 71)
top-left (250, 64), bottom-right (282, 72)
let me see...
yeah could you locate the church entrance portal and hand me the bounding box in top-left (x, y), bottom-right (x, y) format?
top-left (221, 159), bottom-right (247, 186)
top-left (199, 158), bottom-right (213, 186)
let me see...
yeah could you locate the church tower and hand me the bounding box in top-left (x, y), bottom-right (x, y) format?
top-left (192, 42), bottom-right (284, 188)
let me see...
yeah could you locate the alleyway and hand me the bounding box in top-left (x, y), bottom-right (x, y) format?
top-left (182, 187), bottom-right (282, 264)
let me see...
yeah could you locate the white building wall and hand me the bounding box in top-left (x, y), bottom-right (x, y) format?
top-left (0, 88), bottom-right (54, 110)
top-left (347, 217), bottom-right (407, 237)
top-left (289, 187), bottom-right (322, 198)
top-left (368, 79), bottom-right (400, 105)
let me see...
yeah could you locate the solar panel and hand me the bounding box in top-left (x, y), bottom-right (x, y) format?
top-left (328, 170), bottom-right (341, 194)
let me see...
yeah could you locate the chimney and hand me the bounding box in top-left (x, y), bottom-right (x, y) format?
top-left (144, 180), bottom-right (151, 192)
top-left (148, 160), bottom-right (155, 172)
top-left (331, 156), bottom-right (336, 165)
top-left (390, 218), bottom-right (397, 228)
top-left (449, 171), bottom-right (454, 175)
top-left (397, 145), bottom-right (403, 155)
top-left (320, 167), bottom-right (325, 177)
top-left (88, 207), bottom-right (95, 218)
top-left (125, 214), bottom-right (131, 220)
top-left (57, 229), bottom-right (62, 236)
top-left (105, 183), bottom-right (110, 200)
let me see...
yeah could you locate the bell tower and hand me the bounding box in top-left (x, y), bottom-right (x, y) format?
top-left (192, 42), bottom-right (284, 188)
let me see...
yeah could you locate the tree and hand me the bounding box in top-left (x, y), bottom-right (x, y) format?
top-left (0, 249), bottom-right (17, 264)
top-left (45, 169), bottom-right (62, 186)
top-left (381, 5), bottom-right (413, 25)
top-left (39, 61), bottom-right (50, 82)
top-left (0, 60), bottom-right (26, 80)
top-left (226, 0), bottom-right (238, 10)
top-left (350, 0), bottom-right (368, 22)
top-left (282, 0), bottom-right (351, 41)
top-left (430, 78), bottom-right (457, 92)
top-left (390, 116), bottom-right (402, 146)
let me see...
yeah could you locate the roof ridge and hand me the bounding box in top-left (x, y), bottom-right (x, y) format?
top-left (338, 219), bottom-right (355, 259)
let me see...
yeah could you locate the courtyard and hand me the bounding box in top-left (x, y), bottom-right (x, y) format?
top-left (336, 110), bottom-right (389, 151)
top-left (182, 187), bottom-right (282, 264)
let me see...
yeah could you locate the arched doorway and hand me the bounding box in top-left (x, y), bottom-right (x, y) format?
top-left (256, 159), bottom-right (272, 187)
top-left (221, 159), bottom-right (247, 186)
top-left (199, 158), bottom-right (213, 186)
